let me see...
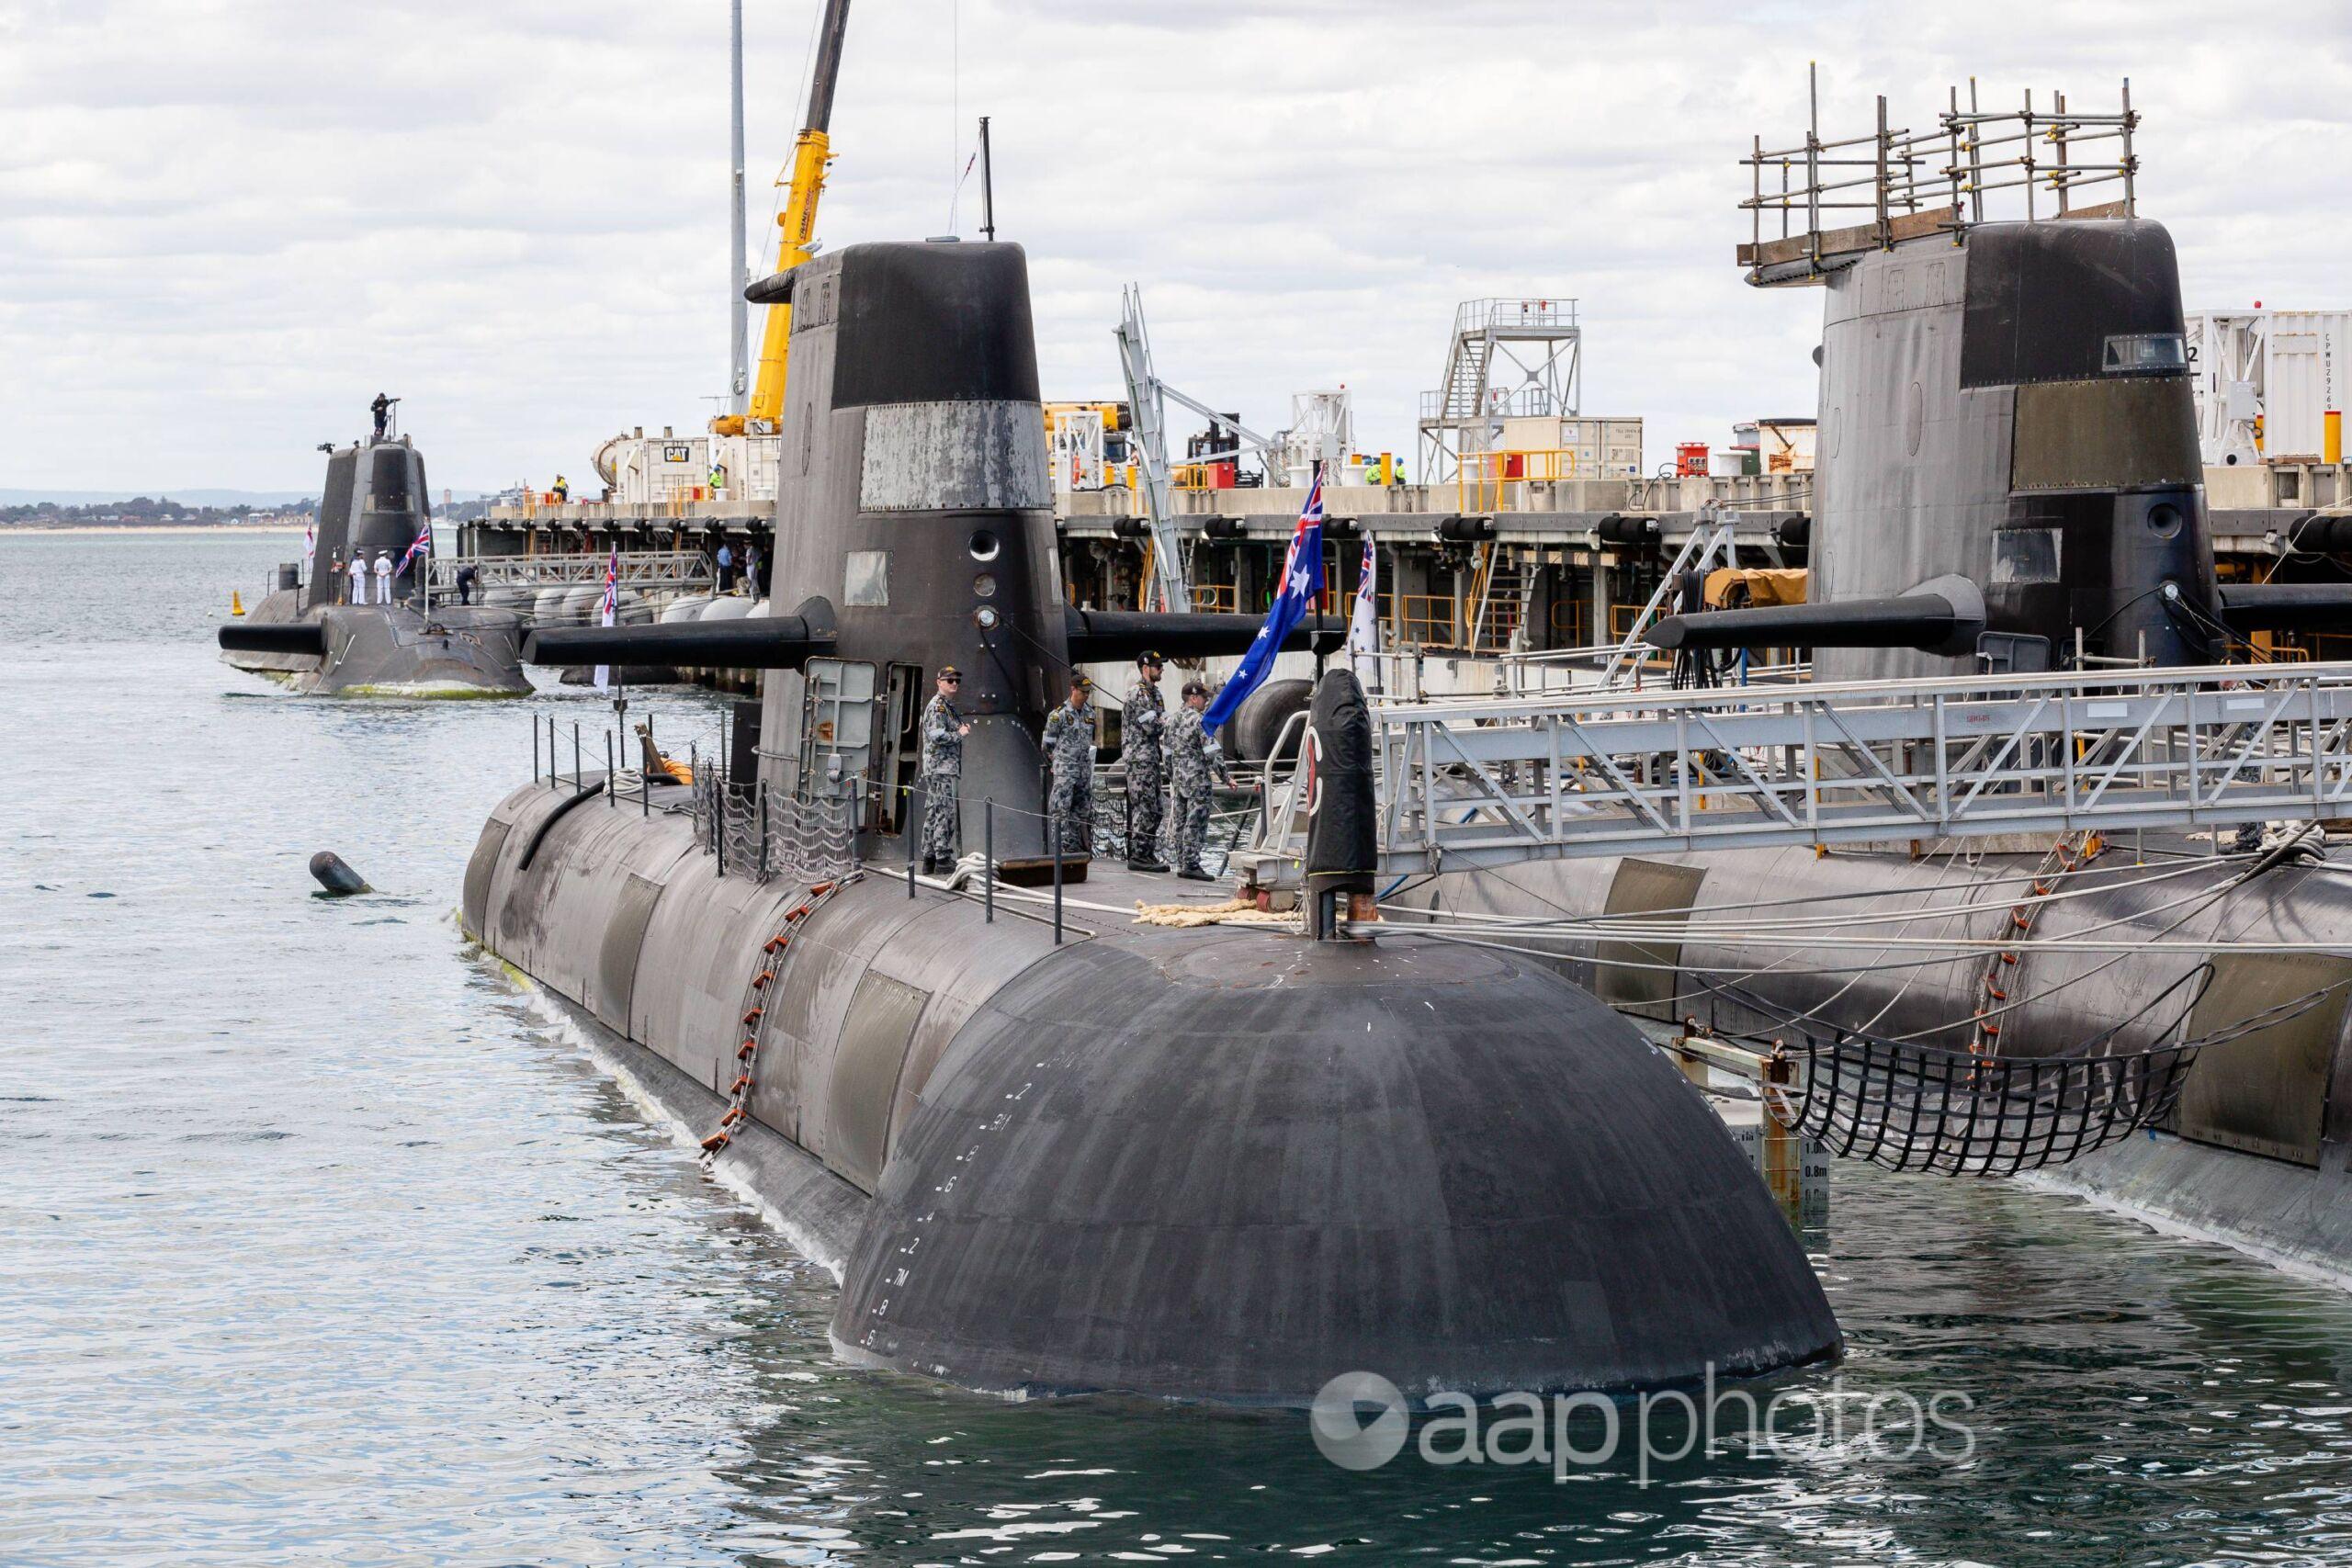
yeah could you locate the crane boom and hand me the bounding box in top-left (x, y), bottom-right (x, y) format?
top-left (713, 0), bottom-right (852, 437)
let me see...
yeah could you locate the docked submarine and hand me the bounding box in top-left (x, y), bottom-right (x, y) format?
top-left (461, 239), bottom-right (1839, 1403)
top-left (1423, 212), bottom-right (2352, 1278)
top-left (219, 434), bottom-right (529, 697)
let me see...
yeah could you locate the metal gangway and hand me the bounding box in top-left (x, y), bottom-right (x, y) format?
top-left (1236, 661), bottom-right (2352, 886)
top-left (427, 550), bottom-right (718, 596)
top-left (1374, 660), bottom-right (2352, 871)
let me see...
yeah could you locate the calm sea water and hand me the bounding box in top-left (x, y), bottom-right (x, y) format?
top-left (10, 531), bottom-right (2352, 1566)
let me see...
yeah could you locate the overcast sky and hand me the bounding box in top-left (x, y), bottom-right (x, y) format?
top-left (4, 0), bottom-right (2349, 494)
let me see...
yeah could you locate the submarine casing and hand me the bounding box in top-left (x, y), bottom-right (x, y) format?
top-left (463, 238), bottom-right (1841, 1402)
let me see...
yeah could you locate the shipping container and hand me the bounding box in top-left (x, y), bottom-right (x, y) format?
top-left (1489, 415), bottom-right (1644, 477)
top-left (2187, 309), bottom-right (2351, 466)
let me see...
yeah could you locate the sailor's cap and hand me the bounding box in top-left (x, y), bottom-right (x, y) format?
top-left (937, 665), bottom-right (962, 679)
top-left (1137, 649), bottom-right (1164, 666)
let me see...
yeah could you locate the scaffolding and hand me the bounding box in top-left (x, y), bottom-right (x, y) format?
top-left (1738, 66), bottom-right (2140, 288)
top-left (1417, 297), bottom-right (1582, 482)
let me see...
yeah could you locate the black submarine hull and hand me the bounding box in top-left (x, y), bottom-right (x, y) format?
top-left (464, 775), bottom-right (1841, 1402)
top-left (462, 237), bottom-right (1839, 1401)
top-left (1408, 839), bottom-right (2352, 1284)
top-left (221, 591), bottom-right (530, 697)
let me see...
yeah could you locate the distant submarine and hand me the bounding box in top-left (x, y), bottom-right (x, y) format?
top-left (219, 433), bottom-right (529, 697)
top-left (460, 239), bottom-right (1839, 1403)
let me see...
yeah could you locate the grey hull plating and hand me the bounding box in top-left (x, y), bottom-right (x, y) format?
top-left (1409, 843), bottom-right (2352, 1284)
top-left (463, 777), bottom-right (1841, 1404)
top-left (223, 590), bottom-right (530, 697)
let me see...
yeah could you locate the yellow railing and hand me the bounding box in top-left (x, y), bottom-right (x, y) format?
top-left (1609, 602), bottom-right (1674, 669)
top-left (1390, 592), bottom-right (1521, 654)
top-left (1456, 448), bottom-right (1582, 513)
top-left (1394, 593), bottom-right (1456, 648)
top-left (1190, 582), bottom-right (1239, 613)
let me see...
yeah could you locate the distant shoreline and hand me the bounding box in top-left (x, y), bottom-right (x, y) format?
top-left (2, 525), bottom-right (309, 536)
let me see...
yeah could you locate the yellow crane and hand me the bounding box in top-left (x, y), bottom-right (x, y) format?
top-left (712, 0), bottom-right (853, 437)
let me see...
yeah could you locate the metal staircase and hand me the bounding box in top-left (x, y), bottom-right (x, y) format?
top-left (1417, 298), bottom-right (1582, 482)
top-left (1468, 549), bottom-right (1536, 652)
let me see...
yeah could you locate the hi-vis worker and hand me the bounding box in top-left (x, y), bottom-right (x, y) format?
top-left (551, 474), bottom-right (570, 503)
top-left (708, 461), bottom-right (728, 498)
top-left (371, 550), bottom-right (392, 604)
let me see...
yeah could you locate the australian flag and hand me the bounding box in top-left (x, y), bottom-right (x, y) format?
top-left (1203, 465), bottom-right (1323, 736)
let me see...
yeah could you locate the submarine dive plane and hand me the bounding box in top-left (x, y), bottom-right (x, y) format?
top-left (1396, 82), bottom-right (2352, 1282)
top-left (219, 434), bottom-right (529, 698)
top-left (460, 240), bottom-right (1840, 1403)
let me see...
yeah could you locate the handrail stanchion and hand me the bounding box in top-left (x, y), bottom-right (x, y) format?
top-left (984, 799), bottom-right (995, 924)
top-left (533, 715), bottom-right (540, 784)
top-left (1051, 815), bottom-right (1065, 944)
top-left (605, 732), bottom-right (616, 807)
top-left (572, 723), bottom-right (582, 788)
top-left (908, 784), bottom-right (919, 897)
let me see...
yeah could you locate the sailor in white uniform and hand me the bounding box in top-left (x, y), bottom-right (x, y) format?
top-left (371, 551), bottom-right (392, 605)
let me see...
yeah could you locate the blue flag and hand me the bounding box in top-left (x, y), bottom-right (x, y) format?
top-left (1203, 467), bottom-right (1324, 736)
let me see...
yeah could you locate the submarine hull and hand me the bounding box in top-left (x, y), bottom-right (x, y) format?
top-left (1407, 840), bottom-right (2352, 1284)
top-left (464, 775), bottom-right (1842, 1403)
top-left (222, 592), bottom-right (530, 697)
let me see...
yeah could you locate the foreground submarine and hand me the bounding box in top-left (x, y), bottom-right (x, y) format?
top-left (219, 434), bottom-right (529, 697)
top-left (1415, 200), bottom-right (2352, 1279)
top-left (461, 239), bottom-right (1838, 1402)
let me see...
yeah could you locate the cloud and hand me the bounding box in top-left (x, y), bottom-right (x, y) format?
top-left (0, 0), bottom-right (2347, 491)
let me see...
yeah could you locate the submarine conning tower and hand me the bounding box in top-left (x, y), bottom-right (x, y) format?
top-left (523, 238), bottom-right (1346, 856)
top-left (1807, 217), bottom-right (2219, 682)
top-left (760, 242), bottom-right (1063, 860)
top-left (314, 435), bottom-right (435, 608)
top-left (1658, 78), bottom-right (2243, 680)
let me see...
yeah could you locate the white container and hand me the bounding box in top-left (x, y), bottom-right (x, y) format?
top-left (2265, 311), bottom-right (2350, 460)
top-left (2188, 309), bottom-right (2351, 465)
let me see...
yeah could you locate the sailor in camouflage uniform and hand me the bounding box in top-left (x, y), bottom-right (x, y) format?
top-left (1040, 672), bottom-right (1097, 856)
top-left (1168, 678), bottom-right (1237, 881)
top-left (918, 666), bottom-right (970, 875)
top-left (1121, 651), bottom-right (1170, 871)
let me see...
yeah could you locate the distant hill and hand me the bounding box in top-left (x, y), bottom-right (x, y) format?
top-left (0, 488), bottom-right (315, 508)
top-left (0, 487), bottom-right (489, 507)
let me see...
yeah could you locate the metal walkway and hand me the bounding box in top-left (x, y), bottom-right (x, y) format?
top-left (1373, 660), bottom-right (2352, 871)
top-left (427, 551), bottom-right (717, 595)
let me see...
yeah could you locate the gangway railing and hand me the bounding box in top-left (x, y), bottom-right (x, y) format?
top-left (1374, 660), bottom-right (2352, 871)
top-left (427, 551), bottom-right (718, 593)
